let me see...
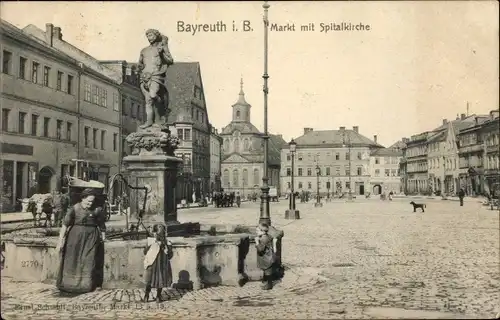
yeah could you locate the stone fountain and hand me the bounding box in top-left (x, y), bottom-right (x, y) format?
top-left (2, 29), bottom-right (283, 291)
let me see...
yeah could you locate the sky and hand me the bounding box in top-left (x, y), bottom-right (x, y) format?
top-left (2, 1), bottom-right (498, 147)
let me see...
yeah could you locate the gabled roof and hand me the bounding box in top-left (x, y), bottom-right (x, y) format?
top-left (221, 122), bottom-right (261, 135)
top-left (388, 140), bottom-right (406, 150)
top-left (294, 129), bottom-right (384, 148)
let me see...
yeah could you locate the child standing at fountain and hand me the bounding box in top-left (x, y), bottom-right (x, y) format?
top-left (255, 222), bottom-right (277, 290)
top-left (143, 224), bottom-right (173, 303)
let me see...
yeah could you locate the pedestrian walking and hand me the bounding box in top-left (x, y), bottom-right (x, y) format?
top-left (458, 188), bottom-right (465, 206)
top-left (142, 224), bottom-right (173, 303)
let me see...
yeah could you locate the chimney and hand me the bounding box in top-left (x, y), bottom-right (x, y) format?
top-left (402, 137), bottom-right (409, 143)
top-left (490, 110), bottom-right (499, 119)
top-left (53, 26), bottom-right (63, 40)
top-left (373, 135), bottom-right (378, 143)
top-left (442, 119), bottom-right (448, 125)
top-left (353, 126), bottom-right (359, 133)
top-left (45, 23), bottom-right (54, 46)
top-left (339, 126), bottom-right (345, 131)
top-left (303, 128), bottom-right (313, 134)
top-left (460, 113), bottom-right (466, 120)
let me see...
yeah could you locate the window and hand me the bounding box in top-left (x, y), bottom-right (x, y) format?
top-left (385, 169), bottom-right (390, 177)
top-left (286, 168), bottom-right (291, 176)
top-left (84, 82), bottom-right (91, 101)
top-left (57, 71), bottom-right (63, 90)
top-left (113, 133), bottom-right (118, 152)
top-left (326, 167), bottom-right (331, 175)
top-left (391, 169), bottom-right (397, 177)
top-left (286, 153), bottom-right (291, 161)
top-left (326, 181), bottom-right (331, 189)
top-left (137, 105), bottom-right (142, 121)
top-left (19, 57), bottom-right (27, 79)
top-left (32, 62), bottom-right (39, 83)
top-left (18, 112), bottom-right (26, 134)
top-left (101, 131), bottom-right (106, 150)
top-left (43, 66), bottom-right (50, 87)
top-left (298, 153), bottom-right (303, 161)
top-left (92, 85), bottom-right (98, 104)
top-left (236, 110), bottom-right (240, 119)
top-left (84, 127), bottom-right (90, 147)
top-left (93, 128), bottom-right (98, 148)
top-left (100, 88), bottom-right (107, 107)
top-left (66, 122), bottom-right (72, 141)
top-left (253, 168), bottom-right (260, 185)
top-left (122, 97), bottom-right (127, 115)
top-left (67, 75), bottom-right (73, 94)
top-left (375, 157), bottom-right (380, 164)
top-left (184, 129), bottom-right (191, 140)
top-left (56, 120), bottom-right (63, 139)
top-left (2, 108), bottom-right (10, 131)
top-left (113, 93), bottom-right (119, 111)
top-left (177, 129), bottom-right (183, 139)
top-left (346, 182), bottom-right (351, 190)
top-left (43, 117), bottom-right (50, 137)
top-left (335, 167), bottom-right (340, 175)
top-left (335, 153), bottom-right (340, 160)
top-left (357, 152), bottom-right (362, 160)
top-left (298, 182), bottom-right (303, 189)
top-left (31, 114), bottom-right (38, 136)
top-left (308, 182), bottom-right (312, 189)
top-left (375, 169), bottom-right (380, 176)
top-left (357, 167), bottom-right (362, 176)
top-left (307, 168), bottom-right (312, 176)
top-left (345, 152), bottom-right (350, 160)
top-left (2, 50), bottom-right (12, 74)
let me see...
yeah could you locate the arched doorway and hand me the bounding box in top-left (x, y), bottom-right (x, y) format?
top-left (38, 166), bottom-right (56, 194)
top-left (373, 184), bottom-right (382, 195)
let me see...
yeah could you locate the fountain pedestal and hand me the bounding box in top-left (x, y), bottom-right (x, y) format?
top-left (124, 125), bottom-right (200, 236)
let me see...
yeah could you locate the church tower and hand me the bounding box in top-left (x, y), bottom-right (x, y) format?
top-left (231, 78), bottom-right (251, 123)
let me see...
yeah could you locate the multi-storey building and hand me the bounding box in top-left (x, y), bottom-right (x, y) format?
top-left (220, 79), bottom-right (285, 198)
top-left (0, 21), bottom-right (141, 211)
top-left (457, 116), bottom-right (490, 196)
top-left (281, 126), bottom-right (383, 196)
top-left (166, 62), bottom-right (211, 203)
top-left (427, 114), bottom-right (481, 195)
top-left (22, 23), bottom-right (144, 184)
top-left (209, 125), bottom-right (222, 192)
top-left (480, 110), bottom-right (500, 195)
top-left (369, 144), bottom-right (402, 195)
top-left (404, 132), bottom-right (429, 194)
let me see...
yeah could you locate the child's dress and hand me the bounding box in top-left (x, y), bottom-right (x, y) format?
top-left (143, 237), bottom-right (173, 289)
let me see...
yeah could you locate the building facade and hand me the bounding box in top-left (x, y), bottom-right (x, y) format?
top-left (220, 79), bottom-right (285, 198)
top-left (480, 111), bottom-right (500, 195)
top-left (369, 146), bottom-right (402, 195)
top-left (209, 125), bottom-right (222, 192)
top-left (1, 21), bottom-right (141, 211)
top-left (281, 126), bottom-right (383, 196)
top-left (404, 132), bottom-right (429, 194)
top-left (164, 62), bottom-right (211, 203)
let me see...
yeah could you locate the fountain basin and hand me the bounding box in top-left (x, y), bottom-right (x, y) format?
top-left (1, 224), bottom-right (283, 290)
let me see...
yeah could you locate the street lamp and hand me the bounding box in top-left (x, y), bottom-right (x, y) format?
top-left (285, 139), bottom-right (300, 219)
top-left (314, 165), bottom-right (323, 207)
top-left (342, 132), bottom-right (353, 201)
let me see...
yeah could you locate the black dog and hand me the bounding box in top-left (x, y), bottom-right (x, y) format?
top-left (410, 201), bottom-right (425, 212)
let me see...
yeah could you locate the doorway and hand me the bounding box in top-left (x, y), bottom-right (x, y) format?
top-left (373, 184), bottom-right (382, 195)
top-left (359, 184), bottom-right (365, 195)
top-left (38, 166), bottom-right (55, 194)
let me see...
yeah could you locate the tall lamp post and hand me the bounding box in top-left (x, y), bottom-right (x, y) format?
top-left (343, 132), bottom-right (353, 201)
top-left (285, 139), bottom-right (300, 219)
top-left (314, 165), bottom-right (323, 207)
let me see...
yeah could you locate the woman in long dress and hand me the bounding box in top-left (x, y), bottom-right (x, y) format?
top-left (56, 188), bottom-right (106, 293)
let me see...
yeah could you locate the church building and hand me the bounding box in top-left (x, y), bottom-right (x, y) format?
top-left (220, 79), bottom-right (285, 198)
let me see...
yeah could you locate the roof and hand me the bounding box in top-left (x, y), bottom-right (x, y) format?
top-left (370, 148), bottom-right (403, 157)
top-left (427, 115), bottom-right (487, 143)
top-left (221, 122), bottom-right (261, 134)
top-left (1, 21), bottom-right (78, 65)
top-left (221, 133), bottom-right (285, 166)
top-left (294, 129), bottom-right (384, 148)
top-left (162, 62), bottom-right (202, 123)
top-left (22, 24), bottom-right (122, 83)
top-left (388, 140), bottom-right (406, 150)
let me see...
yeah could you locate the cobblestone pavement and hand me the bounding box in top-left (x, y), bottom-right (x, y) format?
top-left (2, 199), bottom-right (499, 319)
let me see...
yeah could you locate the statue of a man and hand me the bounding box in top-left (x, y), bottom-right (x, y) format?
top-left (137, 29), bottom-right (174, 129)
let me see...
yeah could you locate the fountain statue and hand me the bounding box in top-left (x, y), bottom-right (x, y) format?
top-left (123, 28), bottom-right (194, 235)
